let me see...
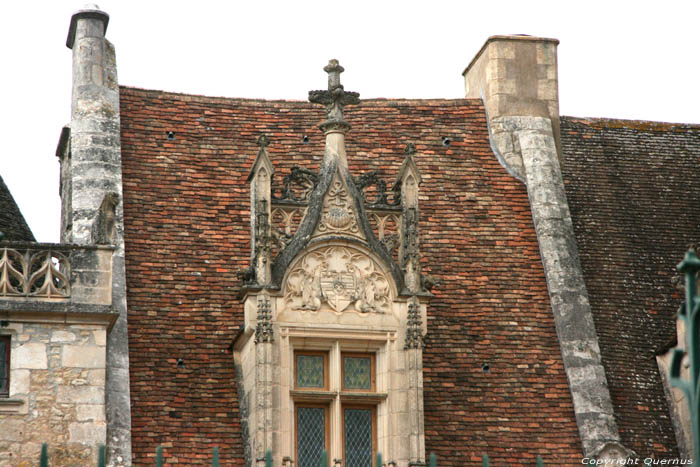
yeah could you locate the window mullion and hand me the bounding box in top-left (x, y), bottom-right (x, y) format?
top-left (331, 341), bottom-right (342, 463)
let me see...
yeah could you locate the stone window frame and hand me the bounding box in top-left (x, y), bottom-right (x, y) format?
top-left (288, 338), bottom-right (386, 465)
top-left (0, 325), bottom-right (24, 412)
top-left (0, 334), bottom-right (9, 397)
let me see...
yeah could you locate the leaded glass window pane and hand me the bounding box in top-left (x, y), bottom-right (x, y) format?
top-left (297, 407), bottom-right (326, 467)
top-left (344, 408), bottom-right (372, 467)
top-left (0, 336), bottom-right (8, 395)
top-left (343, 356), bottom-right (371, 390)
top-left (296, 354), bottom-right (324, 388)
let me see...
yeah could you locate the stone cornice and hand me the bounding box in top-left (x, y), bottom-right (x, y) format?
top-left (0, 303), bottom-right (117, 331)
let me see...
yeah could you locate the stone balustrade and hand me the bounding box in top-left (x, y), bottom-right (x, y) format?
top-left (0, 242), bottom-right (113, 305)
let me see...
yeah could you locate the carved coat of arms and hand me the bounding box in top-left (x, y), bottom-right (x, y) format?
top-left (284, 246), bottom-right (390, 313)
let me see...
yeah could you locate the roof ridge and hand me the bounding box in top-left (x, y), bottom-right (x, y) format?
top-left (118, 85), bottom-right (481, 107)
top-left (562, 115), bottom-right (700, 131)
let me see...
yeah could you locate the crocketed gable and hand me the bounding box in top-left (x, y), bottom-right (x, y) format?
top-left (119, 86), bottom-right (582, 465)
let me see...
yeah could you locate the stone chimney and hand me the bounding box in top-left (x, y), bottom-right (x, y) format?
top-left (463, 35), bottom-right (560, 180)
top-left (65, 5), bottom-right (132, 466)
top-left (464, 36), bottom-right (633, 461)
top-left (65, 4), bottom-right (120, 244)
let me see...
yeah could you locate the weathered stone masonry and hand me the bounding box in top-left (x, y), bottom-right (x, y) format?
top-left (65, 5), bottom-right (132, 466)
top-left (0, 242), bottom-right (117, 466)
top-left (464, 35), bottom-right (632, 460)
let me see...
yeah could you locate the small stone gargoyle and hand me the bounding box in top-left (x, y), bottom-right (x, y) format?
top-left (91, 192), bottom-right (120, 245)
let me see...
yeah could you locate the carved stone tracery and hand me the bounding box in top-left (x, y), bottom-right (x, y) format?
top-left (271, 206), bottom-right (306, 251)
top-left (0, 247), bottom-right (71, 298)
top-left (284, 246), bottom-right (391, 314)
top-left (371, 212), bottom-right (401, 252)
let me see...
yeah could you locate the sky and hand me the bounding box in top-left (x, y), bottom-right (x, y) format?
top-left (1, 1), bottom-right (698, 242)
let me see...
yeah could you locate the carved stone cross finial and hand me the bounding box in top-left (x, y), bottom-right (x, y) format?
top-left (325, 59), bottom-right (343, 90)
top-left (257, 134), bottom-right (270, 148)
top-left (309, 59), bottom-right (360, 133)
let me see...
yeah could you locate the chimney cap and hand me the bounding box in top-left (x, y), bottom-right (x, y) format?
top-left (462, 35), bottom-right (559, 77)
top-left (66, 4), bottom-right (109, 49)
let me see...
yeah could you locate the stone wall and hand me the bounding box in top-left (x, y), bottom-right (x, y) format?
top-left (0, 322), bottom-right (107, 467)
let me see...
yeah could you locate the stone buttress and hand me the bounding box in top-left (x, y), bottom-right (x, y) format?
top-left (463, 35), bottom-right (633, 461)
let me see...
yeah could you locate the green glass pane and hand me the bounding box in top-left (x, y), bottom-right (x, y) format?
top-left (343, 356), bottom-right (371, 389)
top-left (345, 408), bottom-right (372, 467)
top-left (297, 407), bottom-right (325, 467)
top-left (297, 354), bottom-right (324, 388)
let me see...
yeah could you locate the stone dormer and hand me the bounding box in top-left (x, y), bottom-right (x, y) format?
top-left (234, 60), bottom-right (428, 467)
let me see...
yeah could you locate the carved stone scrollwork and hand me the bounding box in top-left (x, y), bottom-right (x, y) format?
top-left (0, 247), bottom-right (71, 298)
top-left (284, 246), bottom-right (391, 314)
top-left (314, 174), bottom-right (363, 239)
top-left (255, 296), bottom-right (274, 343)
top-left (404, 297), bottom-right (424, 349)
top-left (354, 171), bottom-right (400, 207)
top-left (273, 167), bottom-right (319, 203)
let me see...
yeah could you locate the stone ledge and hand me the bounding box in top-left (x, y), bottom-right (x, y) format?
top-left (339, 391), bottom-right (388, 403)
top-left (0, 303), bottom-right (117, 331)
top-left (0, 241), bottom-right (115, 252)
top-left (289, 390), bottom-right (336, 402)
top-left (0, 397), bottom-right (25, 413)
top-left (0, 300), bottom-right (113, 314)
top-left (289, 390), bottom-right (389, 403)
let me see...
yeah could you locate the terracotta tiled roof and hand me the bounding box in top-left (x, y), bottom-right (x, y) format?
top-left (560, 116), bottom-right (700, 457)
top-left (0, 175), bottom-right (35, 242)
top-left (119, 86), bottom-right (582, 465)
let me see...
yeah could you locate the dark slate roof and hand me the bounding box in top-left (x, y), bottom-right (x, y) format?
top-left (119, 86), bottom-right (582, 465)
top-left (0, 175), bottom-right (35, 242)
top-left (561, 116), bottom-right (700, 457)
